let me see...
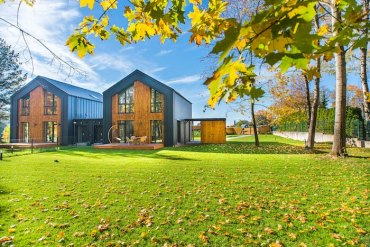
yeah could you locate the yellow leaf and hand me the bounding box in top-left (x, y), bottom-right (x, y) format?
top-left (8, 228), bottom-right (16, 234)
top-left (189, 0), bottom-right (202, 4)
top-left (101, 15), bottom-right (109, 27)
top-left (317, 24), bottom-right (329, 36)
top-left (80, 0), bottom-right (94, 9)
top-left (57, 231), bottom-right (64, 239)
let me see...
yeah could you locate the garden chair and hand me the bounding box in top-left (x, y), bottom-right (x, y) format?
top-left (125, 136), bottom-right (133, 145)
top-left (140, 136), bottom-right (147, 144)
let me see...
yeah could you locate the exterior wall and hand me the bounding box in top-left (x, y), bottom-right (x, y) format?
top-left (173, 92), bottom-right (192, 144)
top-left (111, 81), bottom-right (164, 143)
top-left (17, 86), bottom-right (61, 143)
top-left (103, 70), bottom-right (176, 146)
top-left (201, 120), bottom-right (226, 144)
top-left (273, 131), bottom-right (334, 142)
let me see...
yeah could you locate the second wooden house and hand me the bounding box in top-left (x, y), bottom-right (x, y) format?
top-left (10, 76), bottom-right (103, 145)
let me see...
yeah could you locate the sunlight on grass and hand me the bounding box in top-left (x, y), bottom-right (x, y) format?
top-left (0, 135), bottom-right (369, 246)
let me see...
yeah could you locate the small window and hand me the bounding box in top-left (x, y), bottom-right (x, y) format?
top-left (151, 120), bottom-right (163, 143)
top-left (44, 121), bottom-right (58, 143)
top-left (118, 86), bottom-right (134, 113)
top-left (21, 94), bottom-right (30, 116)
top-left (44, 91), bottom-right (57, 115)
top-left (150, 88), bottom-right (163, 113)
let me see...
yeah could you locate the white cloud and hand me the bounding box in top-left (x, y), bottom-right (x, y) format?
top-left (155, 49), bottom-right (172, 56)
top-left (166, 74), bottom-right (201, 85)
top-left (0, 0), bottom-right (103, 91)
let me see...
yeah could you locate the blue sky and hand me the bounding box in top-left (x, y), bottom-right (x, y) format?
top-left (0, 0), bottom-right (364, 125)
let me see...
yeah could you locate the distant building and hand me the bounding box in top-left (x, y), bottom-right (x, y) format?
top-left (10, 76), bottom-right (103, 145)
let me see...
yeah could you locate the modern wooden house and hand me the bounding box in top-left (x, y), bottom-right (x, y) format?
top-left (103, 70), bottom-right (192, 147)
top-left (10, 76), bottom-right (103, 145)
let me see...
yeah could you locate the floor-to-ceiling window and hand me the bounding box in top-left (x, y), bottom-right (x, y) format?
top-left (118, 86), bottom-right (134, 113)
top-left (118, 120), bottom-right (134, 142)
top-left (150, 88), bottom-right (163, 113)
top-left (21, 122), bottom-right (29, 143)
top-left (44, 121), bottom-right (58, 142)
top-left (44, 90), bottom-right (57, 115)
top-left (151, 120), bottom-right (163, 143)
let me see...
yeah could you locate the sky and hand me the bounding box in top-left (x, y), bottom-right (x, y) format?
top-left (0, 0), bottom-right (364, 125)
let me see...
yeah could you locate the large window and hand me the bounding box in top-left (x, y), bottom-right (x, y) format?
top-left (21, 94), bottom-right (30, 116)
top-left (118, 86), bottom-right (134, 113)
top-left (44, 91), bottom-right (57, 115)
top-left (150, 88), bottom-right (163, 113)
top-left (118, 120), bottom-right (134, 142)
top-left (44, 121), bottom-right (58, 143)
top-left (151, 120), bottom-right (163, 143)
top-left (21, 122), bottom-right (29, 143)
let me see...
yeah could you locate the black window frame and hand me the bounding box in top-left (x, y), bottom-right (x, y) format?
top-left (118, 86), bottom-right (134, 114)
top-left (21, 122), bottom-right (29, 143)
top-left (44, 121), bottom-right (58, 143)
top-left (150, 120), bottom-right (163, 143)
top-left (21, 94), bottom-right (30, 116)
top-left (150, 88), bottom-right (163, 113)
top-left (118, 120), bottom-right (134, 142)
top-left (44, 90), bottom-right (57, 115)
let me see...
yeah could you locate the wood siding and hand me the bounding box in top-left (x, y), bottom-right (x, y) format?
top-left (18, 86), bottom-right (61, 143)
top-left (111, 81), bottom-right (164, 143)
top-left (201, 120), bottom-right (226, 144)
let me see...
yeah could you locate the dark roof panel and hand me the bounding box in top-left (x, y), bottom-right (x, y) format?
top-left (39, 76), bottom-right (103, 102)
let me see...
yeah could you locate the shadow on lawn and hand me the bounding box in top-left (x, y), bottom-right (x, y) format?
top-left (58, 147), bottom-right (199, 161)
top-left (171, 141), bottom-right (328, 155)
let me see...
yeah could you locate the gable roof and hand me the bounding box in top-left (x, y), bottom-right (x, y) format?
top-left (38, 76), bottom-right (103, 102)
top-left (104, 70), bottom-right (191, 104)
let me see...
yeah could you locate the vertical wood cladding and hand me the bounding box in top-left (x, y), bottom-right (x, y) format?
top-left (201, 120), bottom-right (226, 144)
top-left (18, 86), bottom-right (61, 142)
top-left (111, 81), bottom-right (164, 143)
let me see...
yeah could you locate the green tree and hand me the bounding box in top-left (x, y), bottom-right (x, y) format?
top-left (0, 38), bottom-right (27, 121)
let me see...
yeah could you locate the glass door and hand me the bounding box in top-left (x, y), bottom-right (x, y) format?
top-left (118, 120), bottom-right (134, 142)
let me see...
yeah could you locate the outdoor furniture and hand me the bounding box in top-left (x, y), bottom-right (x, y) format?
top-left (126, 136), bottom-right (133, 145)
top-left (131, 136), bottom-right (141, 145)
top-left (114, 137), bottom-right (122, 143)
top-left (140, 136), bottom-right (147, 144)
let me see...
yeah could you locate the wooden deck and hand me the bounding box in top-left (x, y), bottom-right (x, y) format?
top-left (0, 143), bottom-right (57, 149)
top-left (94, 143), bottom-right (164, 150)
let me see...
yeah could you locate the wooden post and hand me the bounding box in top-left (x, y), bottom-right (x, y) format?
top-left (31, 139), bottom-right (34, 154)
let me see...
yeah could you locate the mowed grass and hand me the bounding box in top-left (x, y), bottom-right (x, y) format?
top-left (0, 135), bottom-right (369, 246)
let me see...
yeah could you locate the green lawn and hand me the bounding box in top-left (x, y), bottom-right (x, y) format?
top-left (0, 135), bottom-right (369, 246)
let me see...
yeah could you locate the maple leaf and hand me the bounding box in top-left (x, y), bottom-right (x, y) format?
top-left (80, 0), bottom-right (94, 10)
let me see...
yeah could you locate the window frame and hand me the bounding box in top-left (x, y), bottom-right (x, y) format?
top-left (117, 120), bottom-right (134, 142)
top-left (44, 121), bottom-right (58, 143)
top-left (21, 94), bottom-right (30, 116)
top-left (150, 120), bottom-right (163, 143)
top-left (150, 88), bottom-right (163, 113)
top-left (44, 90), bottom-right (57, 115)
top-left (118, 86), bottom-right (134, 114)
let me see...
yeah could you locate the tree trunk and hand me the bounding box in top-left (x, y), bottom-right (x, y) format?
top-left (331, 1), bottom-right (347, 156)
top-left (306, 8), bottom-right (321, 150)
top-left (360, 0), bottom-right (369, 121)
top-left (304, 75), bottom-right (311, 128)
top-left (307, 59), bottom-right (321, 149)
top-left (251, 100), bottom-right (259, 147)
